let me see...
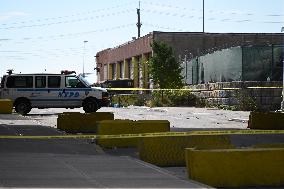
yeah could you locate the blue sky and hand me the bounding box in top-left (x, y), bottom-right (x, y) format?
top-left (0, 0), bottom-right (283, 83)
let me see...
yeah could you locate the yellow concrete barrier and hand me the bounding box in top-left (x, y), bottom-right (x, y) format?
top-left (185, 148), bottom-right (284, 187)
top-left (96, 120), bottom-right (136, 148)
top-left (96, 120), bottom-right (170, 148)
top-left (0, 99), bottom-right (13, 114)
top-left (134, 120), bottom-right (170, 134)
top-left (57, 112), bottom-right (114, 133)
top-left (248, 112), bottom-right (284, 130)
top-left (138, 135), bottom-right (233, 167)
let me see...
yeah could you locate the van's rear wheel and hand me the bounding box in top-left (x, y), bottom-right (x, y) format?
top-left (15, 99), bottom-right (31, 115)
top-left (83, 99), bottom-right (98, 113)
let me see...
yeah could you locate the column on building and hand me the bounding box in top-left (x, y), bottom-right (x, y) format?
top-left (129, 59), bottom-right (134, 80)
top-left (120, 61), bottom-right (124, 79)
top-left (108, 63), bottom-right (112, 80)
top-left (132, 57), bottom-right (139, 88)
top-left (108, 63), bottom-right (116, 80)
top-left (103, 64), bottom-right (108, 81)
top-left (113, 64), bottom-right (116, 80)
top-left (116, 62), bottom-right (121, 80)
top-left (142, 53), bottom-right (149, 89)
top-left (138, 56), bottom-right (143, 88)
top-left (123, 59), bottom-right (129, 79)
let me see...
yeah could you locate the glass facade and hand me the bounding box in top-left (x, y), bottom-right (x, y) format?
top-left (182, 45), bottom-right (284, 85)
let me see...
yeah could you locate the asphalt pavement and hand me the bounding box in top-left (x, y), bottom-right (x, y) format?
top-left (0, 112), bottom-right (210, 189)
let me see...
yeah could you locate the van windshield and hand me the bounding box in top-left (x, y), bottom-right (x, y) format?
top-left (77, 75), bottom-right (91, 88)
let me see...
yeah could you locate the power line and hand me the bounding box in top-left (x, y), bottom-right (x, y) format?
top-left (142, 9), bottom-right (196, 19)
top-left (142, 1), bottom-right (284, 18)
top-left (141, 9), bottom-right (284, 24)
top-left (2, 23), bottom-right (135, 43)
top-left (0, 2), bottom-right (136, 27)
top-left (0, 9), bottom-right (134, 30)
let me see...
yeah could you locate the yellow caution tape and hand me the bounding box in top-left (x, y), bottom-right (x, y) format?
top-left (1, 130), bottom-right (284, 139)
top-left (106, 88), bottom-right (208, 91)
top-left (222, 88), bottom-right (241, 90)
top-left (106, 86), bottom-right (283, 91)
top-left (247, 86), bottom-right (283, 89)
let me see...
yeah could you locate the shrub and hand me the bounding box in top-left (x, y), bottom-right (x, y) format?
top-left (235, 89), bottom-right (260, 111)
top-left (111, 94), bottom-right (149, 107)
top-left (147, 90), bottom-right (200, 107)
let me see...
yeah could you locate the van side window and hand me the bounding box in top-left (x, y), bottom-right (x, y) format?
top-left (65, 76), bottom-right (86, 88)
top-left (6, 76), bottom-right (33, 88)
top-left (36, 76), bottom-right (46, 88)
top-left (48, 76), bottom-right (61, 88)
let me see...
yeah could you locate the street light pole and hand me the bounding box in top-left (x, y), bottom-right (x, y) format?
top-left (83, 40), bottom-right (88, 77)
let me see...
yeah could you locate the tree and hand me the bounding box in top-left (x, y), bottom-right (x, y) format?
top-left (148, 41), bottom-right (183, 89)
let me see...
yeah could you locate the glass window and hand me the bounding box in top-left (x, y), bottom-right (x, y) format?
top-left (35, 76), bottom-right (46, 88)
top-left (6, 76), bottom-right (33, 88)
top-left (48, 76), bottom-right (61, 88)
top-left (272, 45), bottom-right (284, 81)
top-left (78, 75), bottom-right (90, 87)
top-left (66, 76), bottom-right (86, 88)
top-left (242, 46), bottom-right (272, 81)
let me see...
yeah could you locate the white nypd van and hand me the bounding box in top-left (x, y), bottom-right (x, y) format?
top-left (0, 70), bottom-right (110, 115)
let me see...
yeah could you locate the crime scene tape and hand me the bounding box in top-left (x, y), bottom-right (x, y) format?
top-left (106, 86), bottom-right (283, 91)
top-left (106, 88), bottom-right (207, 91)
top-left (1, 130), bottom-right (284, 139)
top-left (247, 86), bottom-right (283, 89)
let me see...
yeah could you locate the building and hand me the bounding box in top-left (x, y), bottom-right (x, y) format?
top-left (95, 31), bottom-right (284, 88)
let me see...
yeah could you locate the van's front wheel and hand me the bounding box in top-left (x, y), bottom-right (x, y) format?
top-left (15, 99), bottom-right (31, 115)
top-left (83, 98), bottom-right (98, 113)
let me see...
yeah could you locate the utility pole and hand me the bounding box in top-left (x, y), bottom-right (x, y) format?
top-left (203, 0), bottom-right (205, 33)
top-left (137, 1), bottom-right (142, 38)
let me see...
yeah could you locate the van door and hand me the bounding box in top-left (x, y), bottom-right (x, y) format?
top-left (31, 76), bottom-right (48, 108)
top-left (61, 76), bottom-right (90, 107)
top-left (45, 76), bottom-right (63, 108)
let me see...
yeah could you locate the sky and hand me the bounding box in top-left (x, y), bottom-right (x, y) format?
top-left (0, 0), bottom-right (283, 83)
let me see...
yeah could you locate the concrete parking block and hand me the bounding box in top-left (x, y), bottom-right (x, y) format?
top-left (186, 148), bottom-right (284, 187)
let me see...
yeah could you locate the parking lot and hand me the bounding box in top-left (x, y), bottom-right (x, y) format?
top-left (0, 107), bottom-right (218, 188)
top-left (21, 106), bottom-right (250, 130)
top-left (1, 107), bottom-right (283, 189)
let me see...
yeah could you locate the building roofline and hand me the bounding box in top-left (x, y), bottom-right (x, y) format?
top-left (96, 31), bottom-right (284, 55)
top-left (152, 31), bottom-right (284, 35)
top-left (96, 33), bottom-right (153, 55)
